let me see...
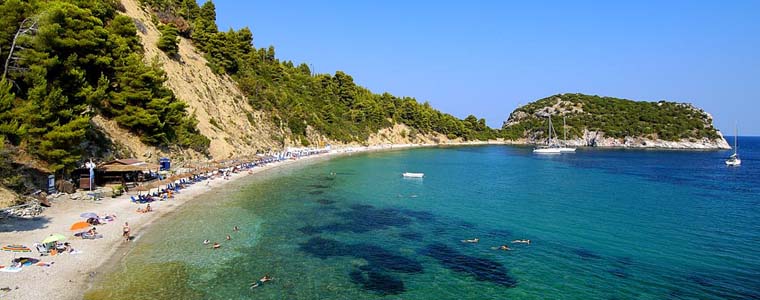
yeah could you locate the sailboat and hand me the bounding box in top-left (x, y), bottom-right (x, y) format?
top-left (557, 116), bottom-right (577, 153)
top-left (725, 124), bottom-right (741, 166)
top-left (533, 116), bottom-right (562, 154)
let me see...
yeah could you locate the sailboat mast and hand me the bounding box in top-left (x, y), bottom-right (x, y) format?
top-left (563, 116), bottom-right (567, 141)
top-left (734, 123), bottom-right (738, 155)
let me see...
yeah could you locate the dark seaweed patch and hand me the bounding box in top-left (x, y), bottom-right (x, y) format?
top-left (316, 198), bottom-right (336, 205)
top-left (349, 269), bottom-right (406, 295)
top-left (308, 190), bottom-right (325, 195)
top-left (395, 208), bottom-right (436, 222)
top-left (686, 274), bottom-right (713, 287)
top-left (607, 268), bottom-right (628, 278)
top-left (573, 248), bottom-right (602, 260)
top-left (305, 205), bottom-right (414, 234)
top-left (299, 237), bottom-right (423, 273)
top-left (308, 184), bottom-right (329, 189)
top-left (457, 221), bottom-right (476, 229)
top-left (298, 225), bottom-right (321, 235)
top-left (420, 243), bottom-right (517, 287)
top-left (399, 232), bottom-right (423, 241)
top-left (299, 237), bottom-right (345, 258)
top-left (615, 256), bottom-right (633, 266)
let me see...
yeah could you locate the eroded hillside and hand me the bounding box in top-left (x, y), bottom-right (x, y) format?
top-left (120, 0), bottom-right (282, 159)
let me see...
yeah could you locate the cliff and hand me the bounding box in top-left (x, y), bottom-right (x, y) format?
top-left (502, 93), bottom-right (730, 149)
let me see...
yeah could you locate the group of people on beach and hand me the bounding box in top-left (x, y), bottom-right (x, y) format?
top-left (461, 237), bottom-right (532, 251)
top-left (136, 203), bottom-right (153, 213)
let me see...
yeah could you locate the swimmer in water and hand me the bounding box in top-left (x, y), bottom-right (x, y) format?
top-left (250, 274), bottom-right (272, 289)
top-left (511, 239), bottom-right (531, 244)
top-left (203, 239), bottom-right (210, 245)
top-left (226, 235), bottom-right (231, 241)
top-left (212, 242), bottom-right (221, 249)
top-left (461, 238), bottom-right (479, 243)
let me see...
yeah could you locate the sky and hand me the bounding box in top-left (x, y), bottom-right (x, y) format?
top-left (211, 0), bottom-right (760, 135)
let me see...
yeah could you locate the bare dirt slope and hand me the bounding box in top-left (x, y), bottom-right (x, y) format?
top-left (120, 0), bottom-right (281, 159)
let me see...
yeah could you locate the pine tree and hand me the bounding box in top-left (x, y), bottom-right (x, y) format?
top-left (157, 23), bottom-right (180, 57)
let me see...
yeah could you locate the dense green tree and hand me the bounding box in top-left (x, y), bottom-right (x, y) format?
top-left (0, 0), bottom-right (209, 174)
top-left (157, 23), bottom-right (180, 57)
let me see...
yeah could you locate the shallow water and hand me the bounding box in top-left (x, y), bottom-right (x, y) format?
top-left (86, 138), bottom-right (760, 300)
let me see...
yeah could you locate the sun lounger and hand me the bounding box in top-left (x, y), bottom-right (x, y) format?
top-left (81, 233), bottom-right (103, 240)
top-left (34, 243), bottom-right (50, 256)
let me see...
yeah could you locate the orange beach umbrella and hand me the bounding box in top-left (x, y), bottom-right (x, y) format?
top-left (69, 221), bottom-right (90, 231)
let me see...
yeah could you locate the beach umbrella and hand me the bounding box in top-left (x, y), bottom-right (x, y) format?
top-left (80, 212), bottom-right (98, 219)
top-left (41, 234), bottom-right (66, 244)
top-left (70, 221), bottom-right (90, 231)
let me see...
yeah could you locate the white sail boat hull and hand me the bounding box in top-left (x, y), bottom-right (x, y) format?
top-left (533, 147), bottom-right (562, 154)
top-left (725, 158), bottom-right (741, 166)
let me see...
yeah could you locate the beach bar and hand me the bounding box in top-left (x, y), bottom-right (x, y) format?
top-left (72, 159), bottom-right (160, 189)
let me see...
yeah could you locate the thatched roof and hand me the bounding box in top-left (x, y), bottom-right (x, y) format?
top-left (100, 163), bottom-right (160, 172)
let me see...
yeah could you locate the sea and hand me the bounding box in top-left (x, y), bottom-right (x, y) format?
top-left (85, 137), bottom-right (760, 300)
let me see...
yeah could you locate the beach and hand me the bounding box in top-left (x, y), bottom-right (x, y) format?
top-left (0, 149), bottom-right (347, 300)
top-left (0, 142), bottom-right (454, 300)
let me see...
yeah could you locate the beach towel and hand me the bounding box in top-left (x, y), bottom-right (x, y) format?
top-left (0, 267), bottom-right (21, 273)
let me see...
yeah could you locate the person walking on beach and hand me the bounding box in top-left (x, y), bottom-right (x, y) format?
top-left (123, 222), bottom-right (131, 242)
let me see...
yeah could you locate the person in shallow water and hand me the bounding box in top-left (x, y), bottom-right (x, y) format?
top-left (226, 235), bottom-right (231, 241)
top-left (499, 245), bottom-right (511, 251)
top-left (203, 240), bottom-right (210, 245)
top-left (250, 275), bottom-right (273, 289)
top-left (511, 239), bottom-right (531, 244)
top-left (212, 242), bottom-right (221, 249)
top-left (233, 226), bottom-right (239, 232)
top-left (462, 238), bottom-right (479, 243)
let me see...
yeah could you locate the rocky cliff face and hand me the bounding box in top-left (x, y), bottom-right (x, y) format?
top-left (558, 129), bottom-right (730, 149)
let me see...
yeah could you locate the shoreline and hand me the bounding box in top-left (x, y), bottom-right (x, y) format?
top-left (0, 149), bottom-right (343, 300)
top-left (0, 140), bottom-right (728, 299)
top-left (0, 142), bottom-right (475, 300)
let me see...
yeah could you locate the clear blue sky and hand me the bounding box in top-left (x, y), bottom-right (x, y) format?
top-left (211, 0), bottom-right (760, 135)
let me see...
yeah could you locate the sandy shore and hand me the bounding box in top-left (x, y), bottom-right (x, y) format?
top-left (0, 142), bottom-right (500, 299)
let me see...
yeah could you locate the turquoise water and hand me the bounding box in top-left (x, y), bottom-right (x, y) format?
top-left (86, 140), bottom-right (760, 300)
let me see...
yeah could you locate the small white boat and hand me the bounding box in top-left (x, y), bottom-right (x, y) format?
top-left (402, 172), bottom-right (424, 178)
top-left (725, 123), bottom-right (741, 166)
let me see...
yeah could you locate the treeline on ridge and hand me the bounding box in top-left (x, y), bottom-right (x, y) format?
top-left (502, 93), bottom-right (721, 141)
top-left (141, 0), bottom-right (498, 144)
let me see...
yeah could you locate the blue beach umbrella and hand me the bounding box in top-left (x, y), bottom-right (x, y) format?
top-left (80, 212), bottom-right (98, 219)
